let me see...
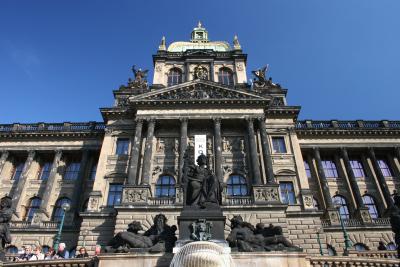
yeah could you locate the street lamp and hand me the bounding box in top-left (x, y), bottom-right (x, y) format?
top-left (334, 200), bottom-right (352, 256)
top-left (315, 226), bottom-right (324, 256)
top-left (53, 202), bottom-right (71, 251)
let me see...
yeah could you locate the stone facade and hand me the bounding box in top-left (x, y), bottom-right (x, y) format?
top-left (0, 24), bottom-right (398, 257)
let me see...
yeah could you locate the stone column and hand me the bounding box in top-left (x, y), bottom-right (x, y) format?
top-left (340, 148), bottom-right (371, 223)
top-left (210, 61), bottom-right (214, 82)
top-left (127, 119), bottom-right (143, 185)
top-left (40, 150), bottom-right (62, 217)
top-left (368, 147), bottom-right (393, 207)
top-left (258, 117), bottom-right (275, 184)
top-left (179, 118), bottom-right (188, 184)
top-left (0, 151), bottom-right (9, 177)
top-left (141, 119), bottom-right (155, 185)
top-left (313, 148), bottom-right (340, 225)
top-left (213, 118), bottom-right (223, 182)
top-left (71, 150), bottom-right (90, 211)
top-left (246, 118), bottom-right (262, 185)
top-left (313, 148), bottom-right (333, 208)
top-left (11, 150), bottom-right (36, 211)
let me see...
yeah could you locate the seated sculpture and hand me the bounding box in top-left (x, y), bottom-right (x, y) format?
top-left (105, 214), bottom-right (177, 253)
top-left (182, 151), bottom-right (221, 208)
top-left (226, 215), bottom-right (302, 252)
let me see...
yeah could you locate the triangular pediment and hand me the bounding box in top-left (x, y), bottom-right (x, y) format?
top-left (129, 80), bottom-right (270, 104)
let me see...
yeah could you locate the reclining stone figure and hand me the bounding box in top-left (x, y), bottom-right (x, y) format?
top-left (226, 215), bottom-right (302, 252)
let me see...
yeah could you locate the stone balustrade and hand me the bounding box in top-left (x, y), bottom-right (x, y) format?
top-left (0, 122), bottom-right (105, 133)
top-left (225, 196), bottom-right (253, 206)
top-left (296, 120), bottom-right (400, 130)
top-left (321, 218), bottom-right (391, 228)
top-left (349, 250), bottom-right (398, 259)
top-left (308, 256), bottom-right (399, 267)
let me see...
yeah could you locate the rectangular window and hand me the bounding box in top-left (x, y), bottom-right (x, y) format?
top-left (107, 184), bottom-right (123, 206)
top-left (64, 162), bottom-right (80, 180)
top-left (377, 159), bottom-right (392, 177)
top-left (116, 138), bottom-right (130, 155)
top-left (279, 182), bottom-right (296, 205)
top-left (89, 161), bottom-right (98, 181)
top-left (272, 137), bottom-right (287, 153)
top-left (304, 160), bottom-right (312, 178)
top-left (39, 162), bottom-right (52, 180)
top-left (12, 162), bottom-right (25, 181)
top-left (322, 159), bottom-right (338, 178)
top-left (349, 159), bottom-right (365, 178)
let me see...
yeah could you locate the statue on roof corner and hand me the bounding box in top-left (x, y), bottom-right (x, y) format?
top-left (129, 65), bottom-right (149, 89)
top-left (252, 65), bottom-right (281, 89)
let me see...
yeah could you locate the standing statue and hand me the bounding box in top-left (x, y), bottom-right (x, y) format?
top-left (144, 214), bottom-right (177, 252)
top-left (130, 65), bottom-right (149, 88)
top-left (252, 65), bottom-right (269, 87)
top-left (182, 152), bottom-right (221, 208)
top-left (389, 193), bottom-right (400, 257)
top-left (0, 197), bottom-right (12, 261)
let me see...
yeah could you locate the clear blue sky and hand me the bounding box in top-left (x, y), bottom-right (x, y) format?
top-left (1, 0), bottom-right (399, 123)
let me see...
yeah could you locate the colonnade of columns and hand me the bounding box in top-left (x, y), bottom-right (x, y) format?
top-left (310, 147), bottom-right (397, 216)
top-left (125, 116), bottom-right (276, 187)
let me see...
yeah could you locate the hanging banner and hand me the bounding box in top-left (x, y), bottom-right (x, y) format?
top-left (194, 135), bottom-right (207, 164)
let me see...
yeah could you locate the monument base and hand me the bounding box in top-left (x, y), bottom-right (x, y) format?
top-left (177, 206), bottom-right (226, 241)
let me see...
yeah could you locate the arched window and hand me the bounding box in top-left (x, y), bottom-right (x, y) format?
top-left (6, 245), bottom-right (18, 254)
top-left (387, 242), bottom-right (397, 250)
top-left (52, 198), bottom-right (71, 222)
top-left (332, 195), bottom-right (350, 220)
top-left (327, 245), bottom-right (337, 256)
top-left (362, 195), bottom-right (379, 219)
top-left (25, 197), bottom-right (41, 222)
top-left (167, 68), bottom-right (182, 86)
top-left (155, 175), bottom-right (176, 197)
top-left (227, 175), bottom-right (248, 196)
top-left (218, 67), bottom-right (234, 86)
top-left (354, 243), bottom-right (369, 251)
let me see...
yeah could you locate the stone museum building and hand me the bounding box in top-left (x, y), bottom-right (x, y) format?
top-left (0, 23), bottom-right (399, 257)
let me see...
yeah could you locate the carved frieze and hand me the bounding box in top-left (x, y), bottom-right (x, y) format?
top-left (122, 186), bottom-right (151, 204)
top-left (253, 185), bottom-right (280, 203)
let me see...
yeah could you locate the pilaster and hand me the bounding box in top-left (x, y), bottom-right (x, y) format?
top-left (141, 119), bottom-right (155, 185)
top-left (258, 117), bottom-right (275, 184)
top-left (127, 119), bottom-right (143, 185)
top-left (246, 118), bottom-right (262, 185)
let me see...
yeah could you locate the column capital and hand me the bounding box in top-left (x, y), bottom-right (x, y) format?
top-left (256, 115), bottom-right (266, 122)
top-left (212, 117), bottom-right (222, 124)
top-left (245, 117), bottom-right (255, 123)
top-left (54, 150), bottom-right (63, 156)
top-left (147, 118), bottom-right (156, 123)
top-left (27, 150), bottom-right (36, 157)
top-left (134, 118), bottom-right (144, 124)
top-left (179, 117), bottom-right (189, 123)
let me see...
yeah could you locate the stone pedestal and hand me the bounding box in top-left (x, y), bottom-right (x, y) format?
top-left (177, 207), bottom-right (226, 241)
top-left (325, 208), bottom-right (340, 226)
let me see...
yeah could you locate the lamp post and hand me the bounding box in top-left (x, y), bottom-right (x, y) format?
top-left (334, 200), bottom-right (352, 256)
top-left (53, 202), bottom-right (71, 251)
top-left (315, 226), bottom-right (324, 256)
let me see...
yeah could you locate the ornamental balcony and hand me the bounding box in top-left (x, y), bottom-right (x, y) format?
top-left (321, 217), bottom-right (391, 228)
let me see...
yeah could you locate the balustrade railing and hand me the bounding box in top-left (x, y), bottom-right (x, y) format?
top-left (308, 256), bottom-right (399, 267)
top-left (372, 217), bottom-right (391, 225)
top-left (225, 196), bottom-right (253, 205)
top-left (349, 250), bottom-right (398, 259)
top-left (148, 197), bottom-right (176, 205)
top-left (322, 217), bottom-right (391, 228)
top-left (9, 221), bottom-right (78, 230)
top-left (0, 122), bottom-right (105, 133)
top-left (296, 120), bottom-right (400, 130)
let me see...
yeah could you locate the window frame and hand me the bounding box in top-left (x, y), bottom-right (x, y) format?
top-left (39, 161), bottom-right (52, 181)
top-left (107, 183), bottom-right (123, 207)
top-left (332, 195), bottom-right (350, 220)
top-left (25, 197), bottom-right (42, 222)
top-left (12, 162), bottom-right (25, 181)
top-left (303, 160), bottom-right (312, 179)
top-left (63, 161), bottom-right (81, 181)
top-left (167, 68), bottom-right (183, 86)
top-left (362, 194), bottom-right (379, 219)
top-left (217, 67), bottom-right (234, 86)
top-left (321, 159), bottom-right (339, 178)
top-left (271, 136), bottom-right (287, 154)
top-left (155, 175), bottom-right (176, 198)
top-left (115, 138), bottom-right (130, 156)
top-left (377, 158), bottom-right (392, 177)
top-left (226, 174), bottom-right (248, 197)
top-left (349, 158), bottom-right (366, 178)
top-left (279, 181), bottom-right (296, 205)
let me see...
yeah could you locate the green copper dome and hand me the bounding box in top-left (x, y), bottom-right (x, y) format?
top-left (167, 22), bottom-right (231, 52)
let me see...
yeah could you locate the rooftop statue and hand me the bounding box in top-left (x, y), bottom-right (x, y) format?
top-left (252, 65), bottom-right (281, 89)
top-left (0, 197), bottom-right (13, 261)
top-left (129, 65), bottom-right (149, 89)
top-left (105, 214), bottom-right (177, 253)
top-left (226, 215), bottom-right (302, 252)
top-left (182, 151), bottom-right (221, 208)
